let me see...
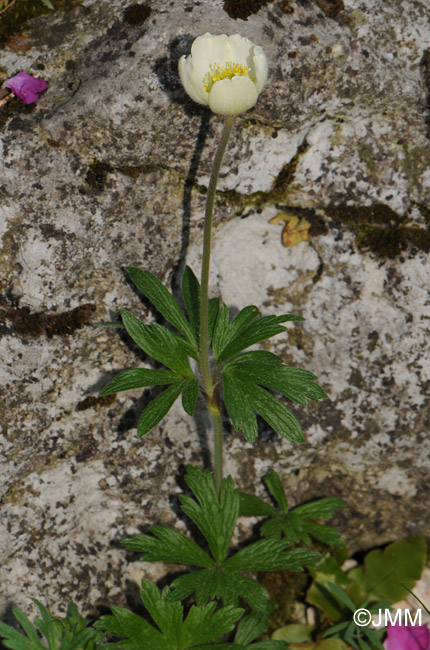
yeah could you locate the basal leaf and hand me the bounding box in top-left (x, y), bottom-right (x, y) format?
top-left (181, 266), bottom-right (200, 342)
top-left (182, 601), bottom-right (243, 648)
top-left (224, 539), bottom-right (319, 572)
top-left (234, 602), bottom-right (273, 646)
top-left (122, 525), bottom-right (214, 568)
top-left (238, 492), bottom-right (278, 518)
top-left (169, 568), bottom-right (270, 611)
top-left (100, 368), bottom-right (179, 395)
top-left (293, 497), bottom-right (347, 520)
top-left (181, 379), bottom-right (199, 416)
top-left (180, 467), bottom-right (239, 564)
top-left (121, 310), bottom-right (193, 377)
top-left (98, 606), bottom-right (166, 650)
top-left (126, 267), bottom-right (196, 345)
top-left (137, 380), bottom-right (188, 436)
top-left (363, 536), bottom-right (426, 601)
top-left (303, 521), bottom-right (345, 547)
top-left (264, 470), bottom-right (288, 515)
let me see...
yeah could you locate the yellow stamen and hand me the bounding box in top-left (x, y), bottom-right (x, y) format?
top-left (203, 61), bottom-right (253, 93)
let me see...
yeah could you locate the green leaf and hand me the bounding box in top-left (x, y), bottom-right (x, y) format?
top-left (212, 303), bottom-right (230, 359)
top-left (181, 379), bottom-right (199, 416)
top-left (215, 305), bottom-right (261, 360)
top-left (224, 357), bottom-right (327, 406)
top-left (40, 0), bottom-right (54, 8)
top-left (121, 310), bottom-right (193, 377)
top-left (0, 601), bottom-right (101, 650)
top-left (303, 521), bottom-right (345, 547)
top-left (180, 466), bottom-right (239, 564)
top-left (100, 368), bottom-right (179, 395)
top-left (240, 473), bottom-right (345, 548)
top-left (169, 568), bottom-right (270, 611)
top-left (222, 373), bottom-right (258, 443)
top-left (235, 602), bottom-right (273, 646)
top-left (264, 470), bottom-right (288, 514)
top-left (223, 373), bottom-right (305, 443)
top-left (293, 498), bottom-right (347, 519)
top-left (326, 582), bottom-right (356, 612)
top-left (217, 314), bottom-right (304, 363)
top-left (181, 266), bottom-right (200, 342)
top-left (363, 536), bottom-right (426, 601)
top-left (238, 492), bottom-right (278, 517)
top-left (122, 525), bottom-right (214, 567)
top-left (126, 267), bottom-right (196, 345)
top-left (181, 598), bottom-right (243, 648)
top-left (137, 380), bottom-right (188, 436)
top-left (208, 298), bottom-right (220, 344)
top-left (361, 627), bottom-right (385, 650)
top-left (96, 605), bottom-right (169, 650)
top-left (0, 612), bottom-right (46, 650)
top-left (272, 623), bottom-right (315, 644)
top-left (225, 539), bottom-right (319, 572)
top-left (225, 351), bottom-right (283, 367)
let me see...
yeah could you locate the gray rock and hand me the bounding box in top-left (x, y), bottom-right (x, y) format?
top-left (1, 0), bottom-right (429, 617)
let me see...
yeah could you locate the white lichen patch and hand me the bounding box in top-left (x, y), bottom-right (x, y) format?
top-left (198, 126), bottom-right (308, 195)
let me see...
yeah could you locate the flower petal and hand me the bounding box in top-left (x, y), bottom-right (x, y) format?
top-left (179, 55), bottom-right (207, 105)
top-left (253, 46), bottom-right (269, 93)
top-left (208, 75), bottom-right (258, 116)
top-left (5, 71), bottom-right (48, 104)
top-left (385, 623), bottom-right (430, 650)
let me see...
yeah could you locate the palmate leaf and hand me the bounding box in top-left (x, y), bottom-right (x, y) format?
top-left (121, 310), bottom-right (194, 376)
top-left (124, 467), bottom-right (318, 611)
top-left (137, 380), bottom-right (189, 437)
top-left (0, 600), bottom-right (102, 650)
top-left (127, 267), bottom-right (196, 346)
top-left (179, 466), bottom-right (239, 564)
top-left (96, 580), bottom-right (243, 650)
top-left (239, 470), bottom-right (346, 548)
top-left (224, 352), bottom-right (328, 406)
top-left (100, 368), bottom-right (180, 395)
top-left (182, 266), bottom-right (201, 342)
top-left (222, 371), bottom-right (304, 444)
top-left (216, 313), bottom-right (304, 364)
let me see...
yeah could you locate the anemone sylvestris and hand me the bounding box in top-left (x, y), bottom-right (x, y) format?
top-left (179, 33), bottom-right (268, 116)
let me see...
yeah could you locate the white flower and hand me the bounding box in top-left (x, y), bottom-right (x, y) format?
top-left (179, 33), bottom-right (268, 116)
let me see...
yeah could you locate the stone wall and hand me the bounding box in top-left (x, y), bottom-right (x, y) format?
top-left (1, 0), bottom-right (429, 617)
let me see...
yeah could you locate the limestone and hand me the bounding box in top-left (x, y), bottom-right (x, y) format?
top-left (1, 0), bottom-right (429, 618)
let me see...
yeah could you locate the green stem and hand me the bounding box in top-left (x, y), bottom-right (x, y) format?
top-left (209, 401), bottom-right (223, 499)
top-left (199, 114), bottom-right (234, 497)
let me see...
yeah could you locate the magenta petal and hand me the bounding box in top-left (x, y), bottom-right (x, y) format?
top-left (385, 623), bottom-right (430, 650)
top-left (5, 71), bottom-right (49, 104)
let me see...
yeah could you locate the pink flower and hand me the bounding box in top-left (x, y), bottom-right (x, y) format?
top-left (384, 623), bottom-right (430, 650)
top-left (4, 71), bottom-right (48, 104)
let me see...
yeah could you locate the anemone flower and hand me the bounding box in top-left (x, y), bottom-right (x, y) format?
top-left (179, 32), bottom-right (267, 116)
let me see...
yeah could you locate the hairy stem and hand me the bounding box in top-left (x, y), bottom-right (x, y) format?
top-left (199, 114), bottom-right (234, 497)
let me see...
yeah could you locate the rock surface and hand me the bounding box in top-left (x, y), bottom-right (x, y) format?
top-left (1, 0), bottom-right (429, 618)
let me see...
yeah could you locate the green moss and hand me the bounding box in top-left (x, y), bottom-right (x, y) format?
top-left (325, 203), bottom-right (430, 257)
top-left (0, 0), bottom-right (75, 48)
